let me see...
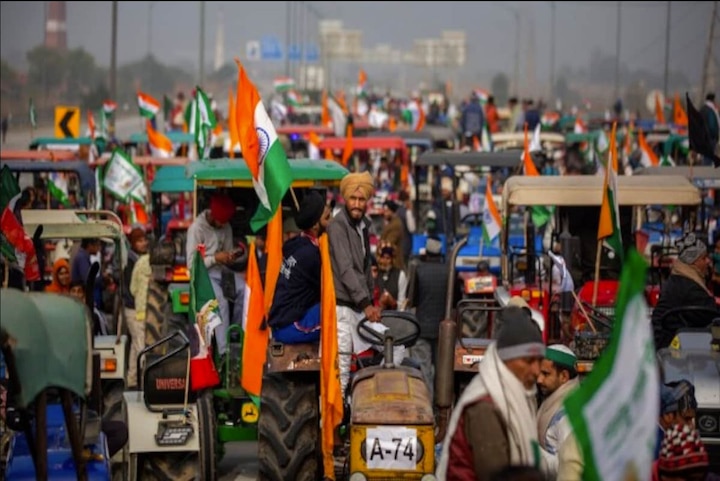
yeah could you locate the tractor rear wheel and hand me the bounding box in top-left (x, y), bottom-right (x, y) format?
top-left (144, 281), bottom-right (169, 345)
top-left (139, 452), bottom-right (197, 481)
top-left (197, 391), bottom-right (217, 480)
top-left (258, 373), bottom-right (321, 481)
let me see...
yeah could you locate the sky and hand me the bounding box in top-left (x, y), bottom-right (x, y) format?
top-left (0, 1), bottom-right (714, 91)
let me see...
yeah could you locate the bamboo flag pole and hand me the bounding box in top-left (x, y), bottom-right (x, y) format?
top-left (592, 239), bottom-right (603, 307)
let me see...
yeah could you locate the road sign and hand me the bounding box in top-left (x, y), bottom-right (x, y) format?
top-left (305, 44), bottom-right (320, 62)
top-left (288, 44), bottom-right (302, 61)
top-left (246, 40), bottom-right (261, 61)
top-left (260, 35), bottom-right (283, 61)
top-left (54, 106), bottom-right (80, 138)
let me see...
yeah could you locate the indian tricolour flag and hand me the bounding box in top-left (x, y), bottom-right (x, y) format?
top-left (565, 249), bottom-right (658, 481)
top-left (273, 76), bottom-right (295, 93)
top-left (146, 120), bottom-right (174, 158)
top-left (638, 129), bottom-right (659, 167)
top-left (598, 122), bottom-right (623, 261)
top-left (240, 240), bottom-right (266, 401)
top-left (137, 91), bottom-right (161, 119)
top-left (482, 175), bottom-right (501, 244)
top-left (48, 172), bottom-right (70, 207)
top-left (103, 100), bottom-right (117, 115)
top-left (236, 60), bottom-right (292, 232)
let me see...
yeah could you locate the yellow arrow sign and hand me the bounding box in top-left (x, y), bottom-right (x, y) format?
top-left (54, 105), bottom-right (80, 139)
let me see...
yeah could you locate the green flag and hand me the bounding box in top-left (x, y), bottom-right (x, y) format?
top-left (0, 165), bottom-right (21, 211)
top-left (189, 245), bottom-right (217, 323)
top-left (163, 94), bottom-right (173, 122)
top-left (564, 249), bottom-right (658, 481)
top-left (28, 98), bottom-right (36, 129)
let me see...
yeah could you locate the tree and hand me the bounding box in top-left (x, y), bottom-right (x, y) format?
top-left (491, 73), bottom-right (510, 105)
top-left (0, 60), bottom-right (21, 97)
top-left (26, 46), bottom-right (66, 100)
top-left (65, 48), bottom-right (100, 103)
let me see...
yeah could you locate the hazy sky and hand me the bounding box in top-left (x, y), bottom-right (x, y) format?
top-left (0, 1), bottom-right (714, 88)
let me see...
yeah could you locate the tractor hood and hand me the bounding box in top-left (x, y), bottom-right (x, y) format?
top-left (657, 330), bottom-right (720, 409)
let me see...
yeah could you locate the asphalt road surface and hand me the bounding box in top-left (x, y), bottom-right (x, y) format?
top-left (218, 441), bottom-right (259, 480)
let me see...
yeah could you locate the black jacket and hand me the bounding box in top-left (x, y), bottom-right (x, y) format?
top-left (651, 274), bottom-right (718, 349)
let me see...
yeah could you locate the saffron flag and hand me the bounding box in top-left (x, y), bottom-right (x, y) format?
top-left (146, 120), bottom-right (174, 158)
top-left (240, 241), bottom-right (268, 400)
top-left (482, 175), bottom-right (502, 243)
top-left (565, 250), bottom-right (658, 481)
top-left (637, 129), bottom-right (659, 167)
top-left (319, 233), bottom-right (343, 479)
top-left (235, 59), bottom-right (293, 232)
top-left (598, 122), bottom-right (624, 261)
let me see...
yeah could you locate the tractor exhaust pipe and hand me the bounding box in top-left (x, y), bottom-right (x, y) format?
top-left (435, 236), bottom-right (468, 441)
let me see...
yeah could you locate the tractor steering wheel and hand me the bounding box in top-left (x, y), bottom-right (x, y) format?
top-left (460, 213), bottom-right (483, 227)
top-left (356, 310), bottom-right (421, 349)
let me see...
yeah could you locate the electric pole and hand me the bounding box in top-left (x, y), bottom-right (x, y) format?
top-left (199, 1), bottom-right (205, 86)
top-left (614, 1), bottom-right (621, 102)
top-left (147, 2), bottom-right (154, 59)
top-left (701, 1), bottom-right (719, 99)
top-left (550, 1), bottom-right (556, 102)
top-left (663, 1), bottom-right (671, 99)
top-left (110, 0), bottom-right (118, 130)
top-left (285, 1), bottom-right (293, 78)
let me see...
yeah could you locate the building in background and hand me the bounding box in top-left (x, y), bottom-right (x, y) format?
top-left (44, 1), bottom-right (67, 51)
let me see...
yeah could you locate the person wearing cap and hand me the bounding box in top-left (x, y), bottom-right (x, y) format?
top-left (406, 235), bottom-right (449, 400)
top-left (268, 191), bottom-right (331, 344)
top-left (436, 305), bottom-right (546, 480)
top-left (380, 199), bottom-right (405, 270)
top-left (122, 227), bottom-right (149, 388)
top-left (186, 192), bottom-right (244, 356)
top-left (651, 232), bottom-right (718, 349)
top-left (656, 379), bottom-right (698, 459)
top-left (537, 344), bottom-right (580, 477)
top-left (374, 240), bottom-right (407, 311)
top-left (653, 423), bottom-right (711, 481)
top-left (328, 171), bottom-right (382, 396)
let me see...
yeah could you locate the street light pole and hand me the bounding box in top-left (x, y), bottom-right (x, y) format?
top-left (300, 1), bottom-right (308, 90)
top-left (199, 1), bottom-right (205, 86)
top-left (110, 0), bottom-right (118, 131)
top-left (662, 0), bottom-right (671, 98)
top-left (147, 1), bottom-right (154, 59)
top-left (285, 1), bottom-right (292, 78)
top-left (614, 1), bottom-right (621, 102)
top-left (550, 1), bottom-right (556, 102)
top-left (514, 11), bottom-right (520, 97)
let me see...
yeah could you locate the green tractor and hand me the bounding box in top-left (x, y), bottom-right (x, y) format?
top-left (145, 157), bottom-right (349, 474)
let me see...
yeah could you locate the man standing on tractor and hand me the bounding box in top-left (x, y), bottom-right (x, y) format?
top-left (186, 192), bottom-right (244, 358)
top-left (328, 171), bottom-right (382, 396)
top-left (436, 305), bottom-right (546, 480)
top-left (651, 232), bottom-right (718, 349)
top-left (268, 191), bottom-right (330, 343)
top-left (536, 344), bottom-right (580, 478)
top-left (123, 227), bottom-right (149, 389)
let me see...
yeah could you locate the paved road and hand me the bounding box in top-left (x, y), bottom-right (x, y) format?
top-left (0, 100), bottom-right (229, 152)
top-left (218, 441), bottom-right (259, 481)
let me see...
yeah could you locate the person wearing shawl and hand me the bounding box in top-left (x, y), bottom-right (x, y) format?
top-left (652, 232), bottom-right (718, 349)
top-left (328, 171), bottom-right (382, 396)
top-left (45, 258), bottom-right (71, 294)
top-left (536, 344), bottom-right (580, 478)
top-left (436, 305), bottom-right (546, 480)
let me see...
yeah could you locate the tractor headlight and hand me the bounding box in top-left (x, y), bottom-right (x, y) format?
top-left (349, 473), bottom-right (367, 481)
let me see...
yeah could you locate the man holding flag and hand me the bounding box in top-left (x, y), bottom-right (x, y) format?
top-left (185, 192), bottom-right (245, 357)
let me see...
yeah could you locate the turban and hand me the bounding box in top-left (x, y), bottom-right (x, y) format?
top-left (676, 232), bottom-right (707, 264)
top-left (209, 194), bottom-right (236, 224)
top-left (295, 191), bottom-right (326, 230)
top-left (340, 172), bottom-right (374, 202)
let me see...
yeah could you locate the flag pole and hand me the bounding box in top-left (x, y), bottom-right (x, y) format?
top-left (592, 239), bottom-right (603, 307)
top-left (289, 186), bottom-right (300, 211)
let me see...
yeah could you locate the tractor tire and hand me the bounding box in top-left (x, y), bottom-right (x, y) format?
top-left (460, 310), bottom-right (489, 338)
top-left (258, 374), bottom-right (321, 481)
top-left (197, 391), bottom-right (217, 481)
top-left (139, 452), bottom-right (197, 481)
top-left (102, 380), bottom-right (125, 423)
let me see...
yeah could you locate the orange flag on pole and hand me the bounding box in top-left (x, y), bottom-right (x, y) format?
top-left (655, 93), bottom-right (666, 124)
top-left (263, 208), bottom-right (283, 315)
top-left (522, 123), bottom-right (540, 176)
top-left (319, 233), bottom-right (343, 479)
top-left (240, 241), bottom-right (268, 398)
top-left (673, 93), bottom-right (688, 127)
top-left (341, 122), bottom-right (354, 167)
top-left (227, 87), bottom-right (239, 158)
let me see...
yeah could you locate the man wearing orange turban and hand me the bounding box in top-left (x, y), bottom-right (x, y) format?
top-left (328, 171), bottom-right (382, 395)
